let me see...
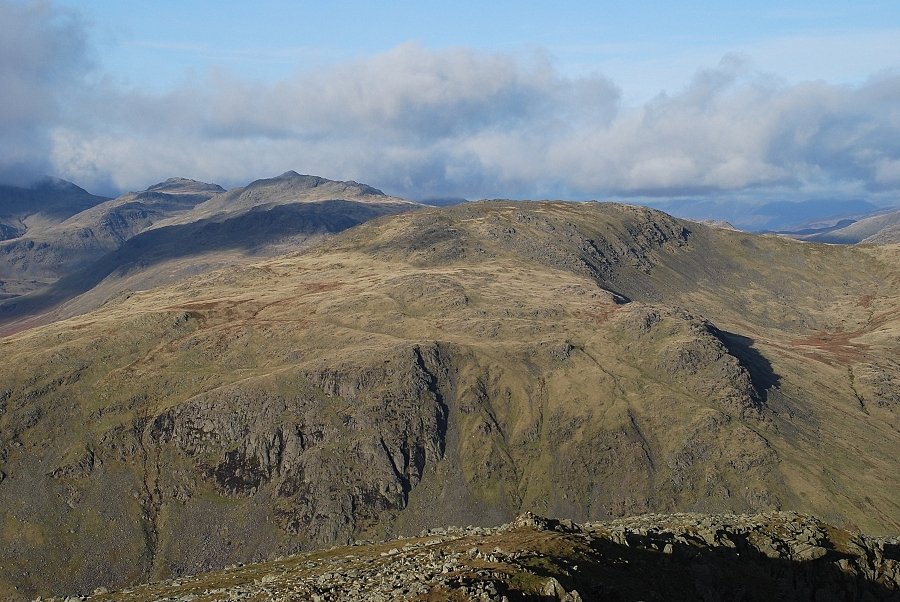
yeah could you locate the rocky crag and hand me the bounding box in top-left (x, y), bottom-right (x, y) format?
top-left (54, 512), bottom-right (900, 601)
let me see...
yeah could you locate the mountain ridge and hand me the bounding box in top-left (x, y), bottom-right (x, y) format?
top-left (157, 171), bottom-right (417, 228)
top-left (1, 200), bottom-right (897, 598)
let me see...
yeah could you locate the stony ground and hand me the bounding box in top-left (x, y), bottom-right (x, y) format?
top-left (47, 512), bottom-right (899, 602)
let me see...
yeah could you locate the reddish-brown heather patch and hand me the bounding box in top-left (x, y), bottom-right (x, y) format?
top-left (790, 330), bottom-right (871, 364)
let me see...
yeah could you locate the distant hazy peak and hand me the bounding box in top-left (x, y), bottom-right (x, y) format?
top-left (29, 176), bottom-right (90, 194)
top-left (698, 219), bottom-right (739, 231)
top-left (146, 178), bottom-right (226, 194)
top-left (265, 171), bottom-right (387, 196)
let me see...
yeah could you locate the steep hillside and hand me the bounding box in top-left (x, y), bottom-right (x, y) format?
top-left (0, 178), bottom-right (110, 299)
top-left (0, 178), bottom-right (222, 277)
top-left (864, 225), bottom-right (900, 244)
top-left (0, 178), bottom-right (109, 241)
top-left (0, 179), bottom-right (109, 302)
top-left (0, 201), bottom-right (898, 599)
top-left (0, 178), bottom-right (224, 311)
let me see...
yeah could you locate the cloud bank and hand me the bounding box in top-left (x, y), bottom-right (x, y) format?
top-left (0, 0), bottom-right (91, 185)
top-left (3, 1), bottom-right (900, 202)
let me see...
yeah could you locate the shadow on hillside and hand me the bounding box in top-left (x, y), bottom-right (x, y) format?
top-left (714, 329), bottom-right (780, 402)
top-left (505, 532), bottom-right (897, 601)
top-left (0, 200), bottom-right (411, 330)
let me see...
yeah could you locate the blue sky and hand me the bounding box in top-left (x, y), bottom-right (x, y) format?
top-left (70, 1), bottom-right (900, 100)
top-left (3, 1), bottom-right (900, 201)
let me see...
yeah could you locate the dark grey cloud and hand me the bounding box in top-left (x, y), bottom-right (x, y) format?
top-left (0, 0), bottom-right (91, 185)
top-left (3, 2), bottom-right (899, 203)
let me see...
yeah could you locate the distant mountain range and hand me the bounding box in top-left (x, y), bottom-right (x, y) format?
top-left (0, 172), bottom-right (419, 332)
top-left (787, 208), bottom-right (900, 244)
top-left (645, 197), bottom-right (894, 232)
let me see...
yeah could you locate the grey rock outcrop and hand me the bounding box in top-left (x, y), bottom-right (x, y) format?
top-left (56, 511), bottom-right (898, 602)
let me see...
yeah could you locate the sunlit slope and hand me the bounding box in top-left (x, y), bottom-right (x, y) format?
top-left (0, 201), bottom-right (897, 599)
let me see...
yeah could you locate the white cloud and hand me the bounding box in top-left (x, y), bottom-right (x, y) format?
top-left (3, 2), bottom-right (900, 203)
top-left (875, 159), bottom-right (900, 187)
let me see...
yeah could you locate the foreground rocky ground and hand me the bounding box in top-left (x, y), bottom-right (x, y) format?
top-left (48, 512), bottom-right (899, 601)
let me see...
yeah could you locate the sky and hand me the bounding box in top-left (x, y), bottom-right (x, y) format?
top-left (2, 0), bottom-right (900, 203)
